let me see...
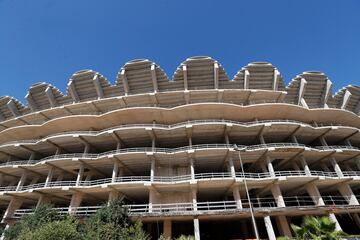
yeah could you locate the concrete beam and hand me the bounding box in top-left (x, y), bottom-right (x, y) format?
top-left (6, 99), bottom-right (20, 117)
top-left (45, 86), bottom-right (57, 107)
top-left (92, 74), bottom-right (104, 99)
top-left (120, 69), bottom-right (130, 95)
top-left (67, 81), bottom-right (80, 102)
top-left (298, 78), bottom-right (307, 107)
top-left (341, 90), bottom-right (352, 109)
top-left (354, 99), bottom-right (360, 115)
top-left (25, 93), bottom-right (37, 112)
top-left (214, 62), bottom-right (219, 89)
top-left (323, 79), bottom-right (332, 108)
top-left (272, 69), bottom-right (280, 91)
top-left (244, 70), bottom-right (250, 89)
top-left (182, 65), bottom-right (188, 90)
top-left (151, 64), bottom-right (158, 92)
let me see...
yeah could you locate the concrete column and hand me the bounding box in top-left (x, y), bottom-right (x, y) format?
top-left (292, 162), bottom-right (300, 171)
top-left (232, 185), bottom-right (242, 209)
top-left (306, 182), bottom-right (325, 206)
top-left (0, 173), bottom-right (3, 187)
top-left (36, 194), bottom-right (50, 208)
top-left (112, 161), bottom-right (119, 183)
top-left (320, 163), bottom-right (331, 172)
top-left (83, 143), bottom-right (91, 154)
top-left (228, 156), bottom-right (236, 178)
top-left (299, 156), bottom-right (311, 176)
top-left (30, 176), bottom-right (40, 185)
top-left (276, 215), bottom-right (292, 237)
top-left (355, 158), bottom-right (360, 171)
top-left (55, 147), bottom-right (61, 155)
top-left (56, 172), bottom-right (64, 181)
top-left (76, 164), bottom-right (84, 186)
top-left (330, 157), bottom-right (343, 177)
top-left (85, 172), bottom-right (92, 181)
top-left (191, 187), bottom-right (198, 211)
top-left (270, 184), bottom-right (285, 207)
top-left (108, 191), bottom-right (120, 204)
top-left (163, 220), bottom-right (172, 239)
top-left (16, 170), bottom-right (27, 191)
top-left (291, 135), bottom-right (298, 144)
top-left (305, 182), bottom-right (342, 231)
top-left (241, 221), bottom-right (249, 239)
top-left (1, 197), bottom-right (23, 223)
top-left (259, 133), bottom-right (266, 145)
top-left (264, 216), bottom-right (276, 240)
top-left (319, 136), bottom-right (328, 146)
top-left (266, 156), bottom-right (275, 177)
top-left (193, 218), bottom-right (200, 240)
top-left (270, 184), bottom-right (292, 237)
top-left (45, 167), bottom-right (55, 187)
top-left (116, 141), bottom-right (121, 150)
top-left (190, 157), bottom-right (195, 180)
top-left (150, 157), bottom-right (155, 182)
top-left (148, 188), bottom-right (155, 213)
top-left (29, 152), bottom-right (36, 161)
top-left (68, 192), bottom-right (84, 215)
top-left (337, 183), bottom-right (359, 205)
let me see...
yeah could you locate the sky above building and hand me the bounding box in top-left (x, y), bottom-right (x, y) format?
top-left (0, 0), bottom-right (359, 101)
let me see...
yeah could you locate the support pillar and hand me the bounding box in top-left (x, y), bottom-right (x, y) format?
top-left (228, 156), bottom-right (236, 178)
top-left (163, 220), bottom-right (172, 239)
top-left (266, 156), bottom-right (275, 177)
top-left (1, 197), bottom-right (23, 223)
top-left (191, 187), bottom-right (198, 211)
top-left (270, 184), bottom-right (292, 237)
top-left (306, 182), bottom-right (342, 231)
top-left (16, 170), bottom-right (27, 191)
top-left (112, 160), bottom-right (119, 182)
top-left (36, 194), bottom-right (51, 208)
top-left (190, 157), bottom-right (195, 180)
top-left (68, 192), bottom-right (84, 215)
top-left (45, 166), bottom-right (54, 187)
top-left (193, 218), bottom-right (200, 240)
top-left (264, 216), bottom-right (276, 240)
top-left (150, 156), bottom-right (155, 182)
top-left (76, 164), bottom-right (84, 186)
top-left (330, 157), bottom-right (344, 177)
top-left (299, 156), bottom-right (311, 176)
top-left (232, 185), bottom-right (242, 209)
top-left (148, 188), bottom-right (155, 213)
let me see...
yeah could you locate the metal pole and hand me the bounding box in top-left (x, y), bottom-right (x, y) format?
top-left (234, 144), bottom-right (260, 240)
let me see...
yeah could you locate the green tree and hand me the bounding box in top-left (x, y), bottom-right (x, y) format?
top-left (4, 204), bottom-right (65, 240)
top-left (277, 216), bottom-right (346, 240)
top-left (83, 199), bottom-right (149, 240)
top-left (4, 200), bottom-right (149, 240)
top-left (16, 217), bottom-right (82, 240)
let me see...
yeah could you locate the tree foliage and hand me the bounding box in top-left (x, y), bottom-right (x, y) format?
top-left (277, 216), bottom-right (346, 240)
top-left (3, 200), bottom-right (149, 240)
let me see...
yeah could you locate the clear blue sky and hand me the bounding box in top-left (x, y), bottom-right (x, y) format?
top-left (0, 0), bottom-right (359, 101)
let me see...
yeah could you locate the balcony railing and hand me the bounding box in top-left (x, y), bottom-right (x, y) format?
top-left (12, 195), bottom-right (360, 219)
top-left (1, 143), bottom-right (358, 168)
top-left (2, 170), bottom-right (360, 193)
top-left (1, 118), bottom-right (354, 149)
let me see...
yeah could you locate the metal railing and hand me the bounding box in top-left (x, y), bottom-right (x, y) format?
top-left (1, 143), bottom-right (359, 168)
top-left (3, 170), bottom-right (360, 193)
top-left (12, 195), bottom-right (360, 219)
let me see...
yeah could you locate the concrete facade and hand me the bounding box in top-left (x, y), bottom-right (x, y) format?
top-left (0, 56), bottom-right (359, 239)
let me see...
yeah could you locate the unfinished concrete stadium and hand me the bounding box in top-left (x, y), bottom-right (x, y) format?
top-left (0, 56), bottom-right (359, 239)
